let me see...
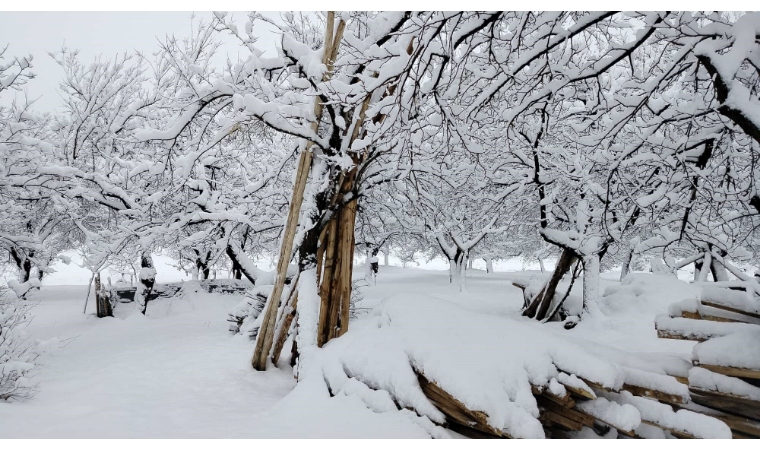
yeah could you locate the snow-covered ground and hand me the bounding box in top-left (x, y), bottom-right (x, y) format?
top-left (0, 266), bottom-right (702, 438)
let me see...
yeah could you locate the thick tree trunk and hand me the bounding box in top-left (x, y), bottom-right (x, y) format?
top-left (95, 272), bottom-right (113, 318)
top-left (711, 257), bottom-right (730, 282)
top-left (693, 259), bottom-right (703, 282)
top-left (523, 248), bottom-right (577, 320)
top-left (316, 180), bottom-right (358, 347)
top-left (538, 257), bottom-right (545, 273)
top-left (620, 246), bottom-right (634, 281)
top-left (485, 257), bottom-right (493, 274)
top-left (136, 255), bottom-right (156, 315)
top-left (10, 247), bottom-right (33, 284)
top-left (582, 254), bottom-right (600, 314)
top-left (383, 250), bottom-right (389, 266)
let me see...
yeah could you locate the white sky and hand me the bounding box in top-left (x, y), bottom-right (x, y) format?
top-left (0, 11), bottom-right (279, 112)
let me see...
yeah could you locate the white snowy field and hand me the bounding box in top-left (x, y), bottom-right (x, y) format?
top-left (0, 266), bottom-right (700, 438)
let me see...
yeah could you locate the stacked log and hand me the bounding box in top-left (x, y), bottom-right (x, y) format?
top-left (411, 366), bottom-right (723, 438)
top-left (656, 287), bottom-right (760, 438)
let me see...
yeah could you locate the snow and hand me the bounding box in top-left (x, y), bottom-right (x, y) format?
top-left (575, 397), bottom-right (641, 432)
top-left (0, 266), bottom-right (743, 438)
top-left (692, 330), bottom-right (760, 370)
top-left (603, 390), bottom-right (731, 438)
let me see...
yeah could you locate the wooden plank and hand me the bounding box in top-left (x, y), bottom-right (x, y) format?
top-left (695, 363), bottom-right (760, 380)
top-left (448, 422), bottom-right (504, 439)
top-left (537, 397), bottom-right (595, 427)
top-left (689, 388), bottom-right (760, 421)
top-left (701, 300), bottom-right (760, 320)
top-left (417, 372), bottom-right (511, 438)
top-left (674, 376), bottom-right (689, 385)
top-left (622, 383), bottom-right (687, 405)
top-left (640, 420), bottom-right (696, 439)
top-left (540, 410), bottom-right (583, 431)
top-left (657, 329), bottom-right (709, 342)
top-left (531, 385), bottom-right (575, 408)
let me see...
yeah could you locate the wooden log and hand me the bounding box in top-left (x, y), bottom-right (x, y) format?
top-left (689, 388), bottom-right (760, 421)
top-left (417, 372), bottom-right (511, 438)
top-left (251, 11), bottom-right (345, 370)
top-left (656, 329), bottom-right (709, 342)
top-left (536, 397), bottom-right (595, 427)
top-left (531, 385), bottom-right (575, 408)
top-left (701, 300), bottom-right (760, 320)
top-left (448, 422), bottom-right (504, 439)
top-left (540, 410), bottom-right (584, 431)
top-left (560, 382), bottom-right (597, 400)
top-left (639, 420), bottom-right (697, 439)
top-left (271, 289), bottom-right (299, 365)
top-left (695, 363), bottom-right (760, 381)
top-left (686, 409), bottom-right (760, 437)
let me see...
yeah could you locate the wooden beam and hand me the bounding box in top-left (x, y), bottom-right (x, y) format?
top-left (540, 410), bottom-right (584, 431)
top-left (689, 388), bottom-right (760, 421)
top-left (537, 397), bottom-right (595, 427)
top-left (656, 329), bottom-right (709, 342)
top-left (701, 300), bottom-right (760, 320)
top-left (416, 371), bottom-right (512, 438)
top-left (695, 363), bottom-right (760, 380)
top-left (621, 383), bottom-right (687, 405)
top-left (531, 385), bottom-right (575, 408)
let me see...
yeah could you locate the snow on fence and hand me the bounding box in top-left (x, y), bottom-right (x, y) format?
top-left (656, 286), bottom-right (760, 438)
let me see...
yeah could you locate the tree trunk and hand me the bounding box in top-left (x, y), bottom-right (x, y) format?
top-left (582, 254), bottom-right (600, 315)
top-left (10, 247), bottom-right (32, 284)
top-left (383, 250), bottom-right (389, 266)
top-left (697, 251), bottom-right (712, 282)
top-left (467, 258), bottom-right (473, 270)
top-left (316, 179), bottom-right (359, 347)
top-left (538, 257), bottom-right (545, 273)
top-left (711, 257), bottom-right (730, 282)
top-left (620, 246), bottom-right (635, 281)
top-left (523, 248), bottom-right (577, 320)
top-left (485, 257), bottom-right (493, 274)
top-left (693, 259), bottom-right (703, 282)
top-left (95, 272), bottom-right (113, 318)
top-left (136, 255), bottom-right (156, 315)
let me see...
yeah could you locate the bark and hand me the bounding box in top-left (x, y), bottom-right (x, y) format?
top-left (693, 259), bottom-right (703, 282)
top-left (95, 272), bottom-right (113, 318)
top-left (10, 247), bottom-right (33, 284)
top-left (582, 254), bottom-right (600, 315)
top-left (711, 257), bottom-right (730, 282)
top-left (137, 255), bottom-right (156, 315)
top-left (316, 179), bottom-right (359, 347)
top-left (485, 257), bottom-right (494, 274)
top-left (538, 257), bottom-right (545, 273)
top-left (620, 246), bottom-right (635, 281)
top-left (523, 248), bottom-right (577, 321)
top-left (383, 250), bottom-right (389, 266)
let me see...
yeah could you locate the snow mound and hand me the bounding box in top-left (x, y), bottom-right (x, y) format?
top-left (600, 273), bottom-right (700, 317)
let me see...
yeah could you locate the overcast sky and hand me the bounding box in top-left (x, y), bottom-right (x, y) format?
top-left (0, 12), bottom-right (279, 112)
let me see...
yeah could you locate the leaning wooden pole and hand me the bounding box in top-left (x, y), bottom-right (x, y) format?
top-left (251, 12), bottom-right (344, 371)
